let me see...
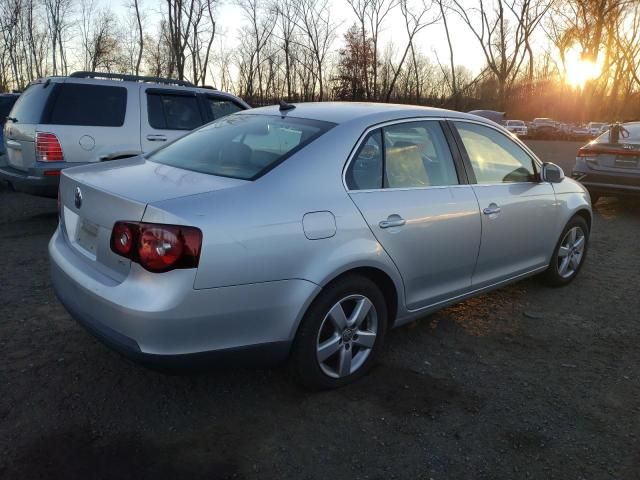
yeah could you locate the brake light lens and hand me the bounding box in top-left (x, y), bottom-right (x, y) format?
top-left (36, 132), bottom-right (64, 162)
top-left (110, 221), bottom-right (202, 273)
top-left (577, 147), bottom-right (595, 157)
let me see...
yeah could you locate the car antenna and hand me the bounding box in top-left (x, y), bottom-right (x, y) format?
top-left (279, 99), bottom-right (296, 112)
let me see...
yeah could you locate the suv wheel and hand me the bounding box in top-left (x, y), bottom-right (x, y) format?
top-left (291, 275), bottom-right (387, 389)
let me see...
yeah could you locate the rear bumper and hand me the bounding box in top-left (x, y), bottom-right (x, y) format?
top-left (49, 227), bottom-right (319, 367)
top-left (0, 161), bottom-right (89, 197)
top-left (571, 165), bottom-right (640, 196)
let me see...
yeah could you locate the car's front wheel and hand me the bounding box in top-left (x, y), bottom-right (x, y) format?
top-left (291, 274), bottom-right (387, 389)
top-left (543, 216), bottom-right (589, 287)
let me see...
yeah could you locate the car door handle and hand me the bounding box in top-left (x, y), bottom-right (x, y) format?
top-left (146, 134), bottom-right (167, 142)
top-left (483, 204), bottom-right (502, 215)
top-left (379, 215), bottom-right (406, 229)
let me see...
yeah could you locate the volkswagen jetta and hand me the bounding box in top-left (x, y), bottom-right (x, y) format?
top-left (50, 102), bottom-right (592, 388)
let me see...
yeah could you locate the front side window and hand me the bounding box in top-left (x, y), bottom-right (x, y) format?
top-left (147, 93), bottom-right (203, 130)
top-left (204, 97), bottom-right (244, 121)
top-left (48, 84), bottom-right (127, 126)
top-left (454, 122), bottom-right (537, 183)
top-left (149, 114), bottom-right (335, 180)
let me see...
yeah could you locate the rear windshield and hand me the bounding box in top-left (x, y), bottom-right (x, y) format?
top-left (149, 114), bottom-right (335, 180)
top-left (595, 123), bottom-right (640, 144)
top-left (508, 120), bottom-right (524, 126)
top-left (0, 96), bottom-right (18, 123)
top-left (7, 83), bottom-right (52, 124)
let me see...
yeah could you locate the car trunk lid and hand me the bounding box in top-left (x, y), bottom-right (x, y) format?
top-left (579, 143), bottom-right (640, 174)
top-left (59, 157), bottom-right (248, 281)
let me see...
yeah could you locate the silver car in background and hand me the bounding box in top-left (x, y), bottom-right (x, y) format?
top-left (50, 102), bottom-right (592, 388)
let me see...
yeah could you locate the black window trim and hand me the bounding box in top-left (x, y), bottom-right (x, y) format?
top-left (448, 119), bottom-right (543, 185)
top-left (343, 117), bottom-right (470, 192)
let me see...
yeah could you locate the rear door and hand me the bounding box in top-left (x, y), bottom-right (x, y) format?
top-left (451, 120), bottom-right (557, 288)
top-left (3, 82), bottom-right (54, 171)
top-left (140, 88), bottom-right (206, 153)
top-left (40, 81), bottom-right (136, 164)
top-left (347, 119), bottom-right (482, 310)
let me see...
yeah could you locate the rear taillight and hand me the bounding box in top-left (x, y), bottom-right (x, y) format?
top-left (110, 221), bottom-right (202, 273)
top-left (36, 132), bottom-right (64, 162)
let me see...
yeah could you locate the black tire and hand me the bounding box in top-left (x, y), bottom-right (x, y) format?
top-left (290, 274), bottom-right (388, 390)
top-left (542, 216), bottom-right (589, 287)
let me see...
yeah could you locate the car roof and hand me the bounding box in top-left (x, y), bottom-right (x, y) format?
top-left (239, 101), bottom-right (492, 125)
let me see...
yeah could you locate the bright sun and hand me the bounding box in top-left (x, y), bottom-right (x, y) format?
top-left (564, 47), bottom-right (603, 88)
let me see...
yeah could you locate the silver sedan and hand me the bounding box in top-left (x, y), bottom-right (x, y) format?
top-left (49, 102), bottom-right (592, 388)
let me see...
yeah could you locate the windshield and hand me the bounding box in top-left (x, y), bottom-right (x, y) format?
top-left (149, 114), bottom-right (335, 180)
top-left (590, 123), bottom-right (605, 128)
top-left (508, 121), bottom-right (524, 126)
top-left (595, 123), bottom-right (640, 144)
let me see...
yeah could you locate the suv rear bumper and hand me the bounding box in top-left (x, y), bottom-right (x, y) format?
top-left (0, 162), bottom-right (87, 197)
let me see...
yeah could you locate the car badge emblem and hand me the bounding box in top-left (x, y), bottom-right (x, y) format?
top-left (74, 187), bottom-right (83, 209)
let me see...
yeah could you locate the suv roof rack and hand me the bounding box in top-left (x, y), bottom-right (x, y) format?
top-left (69, 71), bottom-right (194, 87)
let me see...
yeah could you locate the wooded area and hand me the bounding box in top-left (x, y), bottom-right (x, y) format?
top-left (1, 0), bottom-right (639, 121)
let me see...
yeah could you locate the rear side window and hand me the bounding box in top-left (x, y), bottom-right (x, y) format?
top-left (147, 93), bottom-right (203, 130)
top-left (47, 84), bottom-right (127, 126)
top-left (149, 114), bottom-right (335, 180)
top-left (7, 83), bottom-right (52, 124)
top-left (346, 120), bottom-right (459, 190)
top-left (204, 97), bottom-right (244, 121)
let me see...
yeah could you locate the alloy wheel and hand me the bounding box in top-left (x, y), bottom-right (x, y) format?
top-left (316, 294), bottom-right (378, 379)
top-left (557, 226), bottom-right (586, 278)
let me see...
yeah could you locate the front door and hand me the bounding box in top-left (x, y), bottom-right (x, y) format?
top-left (452, 121), bottom-right (558, 288)
top-left (346, 120), bottom-right (482, 310)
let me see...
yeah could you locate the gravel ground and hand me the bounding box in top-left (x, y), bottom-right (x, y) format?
top-left (1, 140), bottom-right (639, 479)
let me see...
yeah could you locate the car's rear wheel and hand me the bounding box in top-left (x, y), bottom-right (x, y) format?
top-left (291, 274), bottom-right (387, 389)
top-left (542, 216), bottom-right (589, 287)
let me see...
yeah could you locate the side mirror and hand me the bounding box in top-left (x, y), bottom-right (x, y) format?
top-left (542, 162), bottom-right (564, 183)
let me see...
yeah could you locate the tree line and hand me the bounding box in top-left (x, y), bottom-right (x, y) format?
top-left (1, 0), bottom-right (639, 122)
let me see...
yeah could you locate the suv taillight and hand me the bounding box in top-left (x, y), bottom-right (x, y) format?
top-left (110, 221), bottom-right (202, 273)
top-left (36, 132), bottom-right (64, 162)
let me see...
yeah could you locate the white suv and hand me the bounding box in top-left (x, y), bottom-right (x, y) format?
top-left (1, 71), bottom-right (249, 197)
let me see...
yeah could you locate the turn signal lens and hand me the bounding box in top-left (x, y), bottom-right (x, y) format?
top-left (110, 221), bottom-right (202, 273)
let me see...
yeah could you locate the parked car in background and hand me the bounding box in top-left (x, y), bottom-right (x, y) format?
top-left (587, 122), bottom-right (606, 137)
top-left (599, 124), bottom-right (610, 135)
top-left (573, 122), bottom-right (640, 204)
top-left (1, 72), bottom-right (249, 197)
top-left (50, 102), bottom-right (591, 389)
top-left (467, 110), bottom-right (505, 124)
top-left (570, 124), bottom-right (591, 140)
top-left (529, 118), bottom-right (559, 139)
top-left (504, 119), bottom-right (528, 137)
top-left (0, 92), bottom-right (20, 163)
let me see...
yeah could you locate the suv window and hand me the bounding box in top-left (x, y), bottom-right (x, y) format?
top-left (48, 83), bottom-right (127, 126)
top-left (204, 97), bottom-right (243, 121)
top-left (454, 121), bottom-right (536, 183)
top-left (147, 93), bottom-right (203, 130)
top-left (6, 83), bottom-right (53, 124)
top-left (0, 96), bottom-right (18, 124)
top-left (149, 114), bottom-right (334, 180)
